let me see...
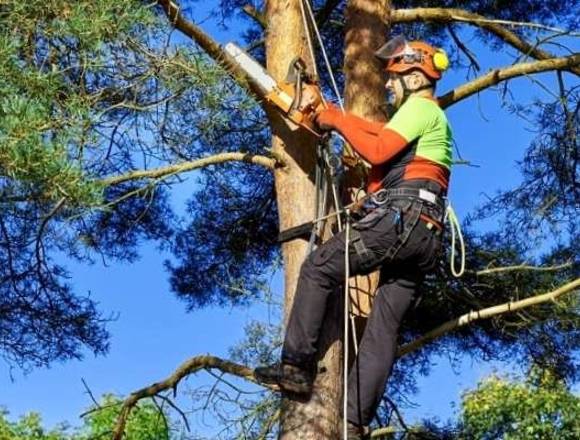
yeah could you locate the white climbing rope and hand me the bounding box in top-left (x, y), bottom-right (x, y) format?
top-left (343, 210), bottom-right (351, 440)
top-left (445, 203), bottom-right (466, 277)
top-left (298, 0), bottom-right (319, 80)
top-left (301, 0), bottom-right (344, 112)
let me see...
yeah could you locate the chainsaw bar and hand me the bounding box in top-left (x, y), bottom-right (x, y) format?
top-left (225, 42), bottom-right (325, 136)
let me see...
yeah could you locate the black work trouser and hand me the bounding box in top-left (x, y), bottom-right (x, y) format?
top-left (281, 197), bottom-right (442, 426)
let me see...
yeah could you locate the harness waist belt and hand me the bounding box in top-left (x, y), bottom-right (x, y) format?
top-left (371, 187), bottom-right (445, 210)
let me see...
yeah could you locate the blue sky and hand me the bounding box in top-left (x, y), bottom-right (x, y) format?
top-left (1, 2), bottom-right (576, 436)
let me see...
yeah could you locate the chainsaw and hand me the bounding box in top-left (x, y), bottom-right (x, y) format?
top-left (225, 42), bottom-right (326, 137)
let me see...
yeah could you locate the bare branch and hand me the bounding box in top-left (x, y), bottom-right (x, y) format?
top-left (81, 378), bottom-right (101, 408)
top-left (99, 152), bottom-right (283, 187)
top-left (439, 54), bottom-right (580, 108)
top-left (35, 197), bottom-right (66, 273)
top-left (257, 407), bottom-right (280, 439)
top-left (447, 24), bottom-right (480, 72)
top-left (150, 397), bottom-right (171, 435)
top-left (156, 395), bottom-right (191, 432)
top-left (6, 153), bottom-right (282, 205)
top-left (385, 396), bottom-right (409, 431)
top-left (80, 402), bottom-right (122, 419)
top-left (397, 277), bottom-right (580, 357)
top-left (36, 198), bottom-right (66, 242)
top-left (391, 8), bottom-right (580, 76)
top-left (476, 261), bottom-right (573, 276)
top-left (242, 4), bottom-right (267, 29)
top-left (112, 355), bottom-right (278, 440)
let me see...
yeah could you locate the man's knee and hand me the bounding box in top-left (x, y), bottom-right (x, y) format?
top-left (299, 240), bottom-right (345, 285)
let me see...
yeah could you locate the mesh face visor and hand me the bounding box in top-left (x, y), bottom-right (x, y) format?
top-left (375, 35), bottom-right (415, 61)
top-left (377, 37), bottom-right (446, 81)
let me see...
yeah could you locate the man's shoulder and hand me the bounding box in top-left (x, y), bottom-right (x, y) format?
top-left (403, 95), bottom-right (440, 110)
top-left (394, 96), bottom-right (444, 123)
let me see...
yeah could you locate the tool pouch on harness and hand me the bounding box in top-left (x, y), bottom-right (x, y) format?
top-left (349, 200), bottom-right (422, 273)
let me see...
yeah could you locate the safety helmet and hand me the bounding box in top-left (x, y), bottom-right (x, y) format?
top-left (375, 36), bottom-right (449, 81)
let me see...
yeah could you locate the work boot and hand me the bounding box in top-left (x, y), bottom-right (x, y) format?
top-left (346, 422), bottom-right (371, 440)
top-left (254, 362), bottom-right (313, 395)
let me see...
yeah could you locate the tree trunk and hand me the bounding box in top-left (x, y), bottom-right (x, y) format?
top-left (265, 1), bottom-right (342, 438)
top-left (265, 1), bottom-right (389, 438)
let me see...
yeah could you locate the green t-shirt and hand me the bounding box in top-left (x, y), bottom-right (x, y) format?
top-left (385, 96), bottom-right (453, 169)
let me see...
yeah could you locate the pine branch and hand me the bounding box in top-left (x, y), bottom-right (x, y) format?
top-left (447, 24), bottom-right (480, 72)
top-left (391, 8), bottom-right (580, 76)
top-left (397, 277), bottom-right (580, 357)
top-left (5, 153), bottom-right (282, 203)
top-left (156, 1), bottom-right (265, 98)
top-left (439, 54), bottom-right (580, 108)
top-left (100, 152), bottom-right (283, 187)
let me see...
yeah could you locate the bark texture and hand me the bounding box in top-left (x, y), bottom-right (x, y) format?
top-left (265, 1), bottom-right (341, 438)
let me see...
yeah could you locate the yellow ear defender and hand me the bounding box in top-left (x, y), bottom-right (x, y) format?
top-left (433, 49), bottom-right (449, 72)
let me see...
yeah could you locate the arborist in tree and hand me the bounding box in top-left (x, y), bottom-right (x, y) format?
top-left (256, 36), bottom-right (452, 439)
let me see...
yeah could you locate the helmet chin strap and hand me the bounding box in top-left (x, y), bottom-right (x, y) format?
top-left (396, 73), bottom-right (434, 105)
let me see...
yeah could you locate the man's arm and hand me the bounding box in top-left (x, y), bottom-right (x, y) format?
top-left (316, 105), bottom-right (413, 165)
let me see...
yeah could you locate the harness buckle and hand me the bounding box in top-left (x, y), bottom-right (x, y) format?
top-left (369, 189), bottom-right (390, 206)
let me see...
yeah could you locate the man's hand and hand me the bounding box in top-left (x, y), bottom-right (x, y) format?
top-left (314, 103), bottom-right (343, 131)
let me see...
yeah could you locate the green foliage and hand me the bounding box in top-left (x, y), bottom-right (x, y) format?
top-left (79, 395), bottom-right (170, 440)
top-left (0, 395), bottom-right (170, 440)
top-left (0, 0), bottom-right (154, 207)
top-left (0, 0), bottom-right (264, 368)
top-left (0, 410), bottom-right (68, 440)
top-left (460, 370), bottom-right (580, 439)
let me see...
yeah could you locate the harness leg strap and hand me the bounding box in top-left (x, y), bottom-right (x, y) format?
top-left (348, 229), bottom-right (375, 272)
